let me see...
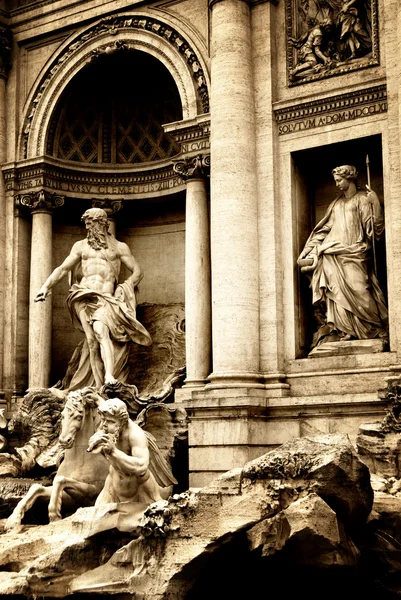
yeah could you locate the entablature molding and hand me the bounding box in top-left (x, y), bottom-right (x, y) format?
top-left (3, 156), bottom-right (187, 201)
top-left (274, 83), bottom-right (387, 136)
top-left (164, 114), bottom-right (210, 157)
top-left (209, 0), bottom-right (278, 6)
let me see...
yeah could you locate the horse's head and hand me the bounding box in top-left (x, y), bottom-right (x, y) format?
top-left (59, 391), bottom-right (87, 449)
top-left (59, 388), bottom-right (101, 449)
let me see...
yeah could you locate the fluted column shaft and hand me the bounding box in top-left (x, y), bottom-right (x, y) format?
top-left (208, 0), bottom-right (260, 387)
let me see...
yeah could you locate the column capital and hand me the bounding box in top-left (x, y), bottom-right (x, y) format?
top-left (91, 198), bottom-right (123, 218)
top-left (17, 190), bottom-right (65, 214)
top-left (173, 154), bottom-right (210, 181)
top-left (0, 27), bottom-right (12, 81)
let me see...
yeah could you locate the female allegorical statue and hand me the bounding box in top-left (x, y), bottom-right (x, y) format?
top-left (298, 164), bottom-right (388, 350)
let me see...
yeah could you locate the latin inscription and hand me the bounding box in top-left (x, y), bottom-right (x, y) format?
top-left (6, 177), bottom-right (182, 195)
top-left (277, 101), bottom-right (387, 136)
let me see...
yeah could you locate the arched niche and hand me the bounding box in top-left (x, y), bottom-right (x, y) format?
top-left (46, 50), bottom-right (183, 165)
top-left (20, 12), bottom-right (210, 159)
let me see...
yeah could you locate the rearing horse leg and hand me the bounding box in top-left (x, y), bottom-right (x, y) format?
top-left (48, 475), bottom-right (100, 522)
top-left (5, 483), bottom-right (52, 532)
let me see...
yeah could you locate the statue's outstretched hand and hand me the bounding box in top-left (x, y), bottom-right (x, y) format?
top-left (34, 288), bottom-right (50, 302)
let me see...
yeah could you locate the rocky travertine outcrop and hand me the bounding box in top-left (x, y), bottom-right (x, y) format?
top-left (0, 433), bottom-right (372, 598)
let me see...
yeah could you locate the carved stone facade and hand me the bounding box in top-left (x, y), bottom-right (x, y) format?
top-left (0, 0), bottom-right (401, 495)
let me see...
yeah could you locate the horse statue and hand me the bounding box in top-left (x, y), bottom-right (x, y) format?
top-left (5, 388), bottom-right (109, 532)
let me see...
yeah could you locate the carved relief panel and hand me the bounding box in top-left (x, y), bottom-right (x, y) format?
top-left (286, 0), bottom-right (379, 85)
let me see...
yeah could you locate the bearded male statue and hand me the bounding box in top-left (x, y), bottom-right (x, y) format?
top-left (35, 208), bottom-right (152, 389)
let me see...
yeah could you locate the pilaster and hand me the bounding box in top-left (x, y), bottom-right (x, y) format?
top-left (0, 27), bottom-right (12, 400)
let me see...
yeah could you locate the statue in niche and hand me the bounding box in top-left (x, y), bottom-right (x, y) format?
top-left (35, 207), bottom-right (152, 390)
top-left (298, 164), bottom-right (388, 351)
top-left (87, 397), bottom-right (177, 504)
top-left (288, 0), bottom-right (375, 83)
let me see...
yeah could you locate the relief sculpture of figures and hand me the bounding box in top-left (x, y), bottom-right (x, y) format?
top-left (298, 164), bottom-right (388, 352)
top-left (288, 0), bottom-right (376, 84)
top-left (35, 208), bottom-right (152, 390)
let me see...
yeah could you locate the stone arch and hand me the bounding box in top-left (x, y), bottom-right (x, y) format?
top-left (20, 11), bottom-right (210, 160)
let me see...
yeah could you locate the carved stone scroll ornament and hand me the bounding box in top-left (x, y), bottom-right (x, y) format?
top-left (286, 0), bottom-right (379, 85)
top-left (173, 154), bottom-right (210, 181)
top-left (16, 190), bottom-right (65, 213)
top-left (91, 198), bottom-right (123, 217)
top-left (0, 27), bottom-right (12, 80)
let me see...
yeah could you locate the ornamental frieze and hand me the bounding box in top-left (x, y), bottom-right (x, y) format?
top-left (3, 159), bottom-right (185, 201)
top-left (274, 84), bottom-right (386, 135)
top-left (285, 0), bottom-right (379, 86)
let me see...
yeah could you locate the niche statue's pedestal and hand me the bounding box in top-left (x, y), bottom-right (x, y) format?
top-left (309, 339), bottom-right (388, 358)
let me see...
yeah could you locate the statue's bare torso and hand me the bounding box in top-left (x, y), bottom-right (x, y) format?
top-left (78, 238), bottom-right (122, 295)
top-left (34, 211), bottom-right (144, 387)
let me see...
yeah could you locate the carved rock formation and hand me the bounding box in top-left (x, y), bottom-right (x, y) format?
top-left (0, 433), bottom-right (372, 597)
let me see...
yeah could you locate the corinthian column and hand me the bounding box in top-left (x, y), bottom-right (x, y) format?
top-left (208, 0), bottom-right (261, 387)
top-left (0, 28), bottom-right (12, 396)
top-left (174, 155), bottom-right (211, 387)
top-left (19, 191), bottom-right (64, 388)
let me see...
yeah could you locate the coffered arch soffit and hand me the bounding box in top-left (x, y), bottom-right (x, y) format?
top-left (20, 11), bottom-right (210, 160)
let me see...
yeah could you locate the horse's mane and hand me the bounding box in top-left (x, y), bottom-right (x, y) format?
top-left (64, 390), bottom-right (98, 415)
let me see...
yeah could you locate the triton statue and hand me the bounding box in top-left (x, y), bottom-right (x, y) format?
top-left (35, 208), bottom-right (152, 389)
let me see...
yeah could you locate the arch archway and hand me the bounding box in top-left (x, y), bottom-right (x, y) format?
top-left (21, 12), bottom-right (210, 160)
top-left (46, 50), bottom-right (183, 165)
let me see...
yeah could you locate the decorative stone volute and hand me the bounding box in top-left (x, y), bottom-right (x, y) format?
top-left (16, 190), bottom-right (65, 214)
top-left (91, 198), bottom-right (123, 217)
top-left (173, 154), bottom-right (210, 181)
top-left (0, 27), bottom-right (12, 80)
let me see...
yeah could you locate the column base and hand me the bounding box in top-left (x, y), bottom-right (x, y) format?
top-left (206, 371), bottom-right (265, 389)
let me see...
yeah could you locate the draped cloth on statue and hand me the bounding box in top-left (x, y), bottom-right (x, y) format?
top-left (305, 190), bottom-right (388, 340)
top-left (65, 279), bottom-right (152, 390)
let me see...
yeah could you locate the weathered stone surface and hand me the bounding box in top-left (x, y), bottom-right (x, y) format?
top-left (0, 433), bottom-right (372, 598)
top-left (243, 433), bottom-right (373, 528)
top-left (357, 422), bottom-right (401, 478)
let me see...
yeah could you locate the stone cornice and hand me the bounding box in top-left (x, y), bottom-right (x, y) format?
top-left (274, 84), bottom-right (387, 135)
top-left (209, 0), bottom-right (278, 6)
top-left (173, 154), bottom-right (210, 181)
top-left (3, 156), bottom-right (186, 201)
